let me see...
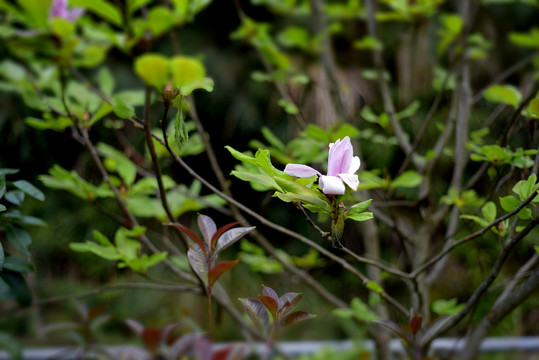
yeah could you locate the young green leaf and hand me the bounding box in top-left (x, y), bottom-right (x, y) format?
top-left (484, 84), bottom-right (522, 108)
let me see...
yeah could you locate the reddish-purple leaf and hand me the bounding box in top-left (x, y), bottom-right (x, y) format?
top-left (410, 315), bottom-right (422, 336)
top-left (168, 223), bottom-right (206, 255)
top-left (208, 259), bottom-right (241, 287)
top-left (258, 295), bottom-right (278, 319)
top-left (125, 319), bottom-right (144, 336)
top-left (168, 332), bottom-right (201, 360)
top-left (239, 297), bottom-right (269, 332)
top-left (198, 214), bottom-right (217, 248)
top-left (212, 346), bottom-right (233, 360)
top-left (194, 337), bottom-right (213, 360)
top-left (211, 221), bottom-right (239, 248)
top-left (278, 292), bottom-right (302, 317)
top-left (161, 322), bottom-right (184, 344)
top-left (214, 226), bottom-right (255, 254)
top-left (188, 247), bottom-right (208, 284)
top-left (262, 286), bottom-right (279, 302)
top-left (280, 310), bottom-right (315, 328)
top-left (141, 328), bottom-right (162, 354)
top-left (373, 320), bottom-right (413, 346)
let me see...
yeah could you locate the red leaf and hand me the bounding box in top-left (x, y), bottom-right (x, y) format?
top-left (258, 295), bottom-right (278, 319)
top-left (208, 259), bottom-right (240, 287)
top-left (278, 292), bottom-right (302, 317)
top-left (262, 286), bottom-right (279, 302)
top-left (280, 310), bottom-right (315, 327)
top-left (141, 328), bottom-right (162, 354)
top-left (410, 315), bottom-right (422, 335)
top-left (168, 223), bottom-right (206, 255)
top-left (212, 346), bottom-right (233, 360)
top-left (211, 221), bottom-right (239, 247)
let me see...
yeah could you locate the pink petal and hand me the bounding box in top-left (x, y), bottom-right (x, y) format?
top-left (338, 173), bottom-right (359, 191)
top-left (284, 164), bottom-right (321, 178)
top-left (349, 156), bottom-right (361, 174)
top-left (319, 175), bottom-right (345, 195)
top-left (327, 137), bottom-right (353, 176)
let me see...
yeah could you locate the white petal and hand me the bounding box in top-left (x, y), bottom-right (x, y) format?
top-left (319, 175), bottom-right (345, 195)
top-left (349, 156), bottom-right (361, 174)
top-left (339, 173), bottom-right (359, 191)
top-left (284, 164), bottom-right (321, 178)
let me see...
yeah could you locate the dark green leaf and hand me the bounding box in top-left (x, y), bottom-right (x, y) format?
top-left (6, 225), bottom-right (31, 257)
top-left (0, 332), bottom-right (23, 360)
top-left (0, 175), bottom-right (5, 199)
top-left (5, 190), bottom-right (24, 206)
top-left (12, 180), bottom-right (44, 201)
top-left (3, 256), bottom-right (34, 273)
top-left (0, 242), bottom-right (4, 270)
top-left (0, 270), bottom-right (32, 307)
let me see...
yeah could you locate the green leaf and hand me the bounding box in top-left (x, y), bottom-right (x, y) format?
top-left (225, 146), bottom-right (257, 165)
top-left (481, 201), bottom-right (497, 223)
top-left (390, 171), bottom-right (422, 189)
top-left (6, 225), bottom-right (31, 257)
top-left (513, 174), bottom-right (539, 201)
top-left (261, 127), bottom-right (286, 151)
top-left (170, 56), bottom-right (212, 95)
top-left (484, 84), bottom-right (522, 108)
top-left (0, 242), bottom-right (3, 270)
top-left (509, 28), bottom-right (539, 49)
top-left (12, 180), bottom-right (44, 201)
top-left (353, 35), bottom-right (383, 50)
top-left (134, 54), bottom-right (170, 89)
top-left (97, 143), bottom-right (137, 186)
top-left (51, 17), bottom-right (75, 38)
top-left (346, 212), bottom-right (373, 222)
top-left (146, 6), bottom-right (177, 36)
top-left (112, 96), bottom-right (135, 119)
top-left (0, 204), bottom-right (6, 212)
top-left (0, 332), bottom-right (22, 360)
top-left (432, 298), bottom-right (465, 316)
top-left (278, 99), bottom-right (299, 115)
top-left (461, 214), bottom-right (490, 228)
top-left (0, 270), bottom-right (32, 307)
top-left (366, 281), bottom-right (383, 294)
top-left (231, 170), bottom-right (282, 192)
top-left (71, 0), bottom-right (123, 26)
top-left (0, 175), bottom-right (5, 199)
top-left (500, 195), bottom-right (520, 212)
top-left (277, 26), bottom-right (310, 50)
top-left (174, 107), bottom-right (189, 148)
top-left (346, 199), bottom-right (372, 216)
top-left (69, 242), bottom-right (120, 261)
top-left (3, 256), bottom-right (34, 273)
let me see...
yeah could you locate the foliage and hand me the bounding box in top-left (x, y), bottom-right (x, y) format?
top-left (0, 0), bottom-right (538, 359)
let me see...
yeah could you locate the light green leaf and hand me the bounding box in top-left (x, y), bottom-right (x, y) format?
top-left (513, 174), bottom-right (538, 201)
top-left (346, 212), bottom-right (374, 222)
top-left (432, 298), bottom-right (464, 316)
top-left (134, 54), bottom-right (170, 89)
top-left (146, 6), bottom-right (177, 36)
top-left (390, 171), bottom-right (422, 189)
top-left (112, 96), bottom-right (135, 119)
top-left (353, 35), bottom-right (383, 50)
top-left (366, 281), bottom-right (383, 294)
top-left (278, 99), bottom-right (299, 115)
top-left (97, 143), bottom-right (137, 186)
top-left (484, 84), bottom-right (522, 108)
top-left (71, 0), bottom-right (122, 26)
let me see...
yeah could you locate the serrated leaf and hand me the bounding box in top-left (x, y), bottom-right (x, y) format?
top-left (12, 180), bottom-right (44, 201)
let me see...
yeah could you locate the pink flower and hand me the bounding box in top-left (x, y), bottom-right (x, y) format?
top-left (284, 136), bottom-right (360, 195)
top-left (50, 0), bottom-right (84, 22)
